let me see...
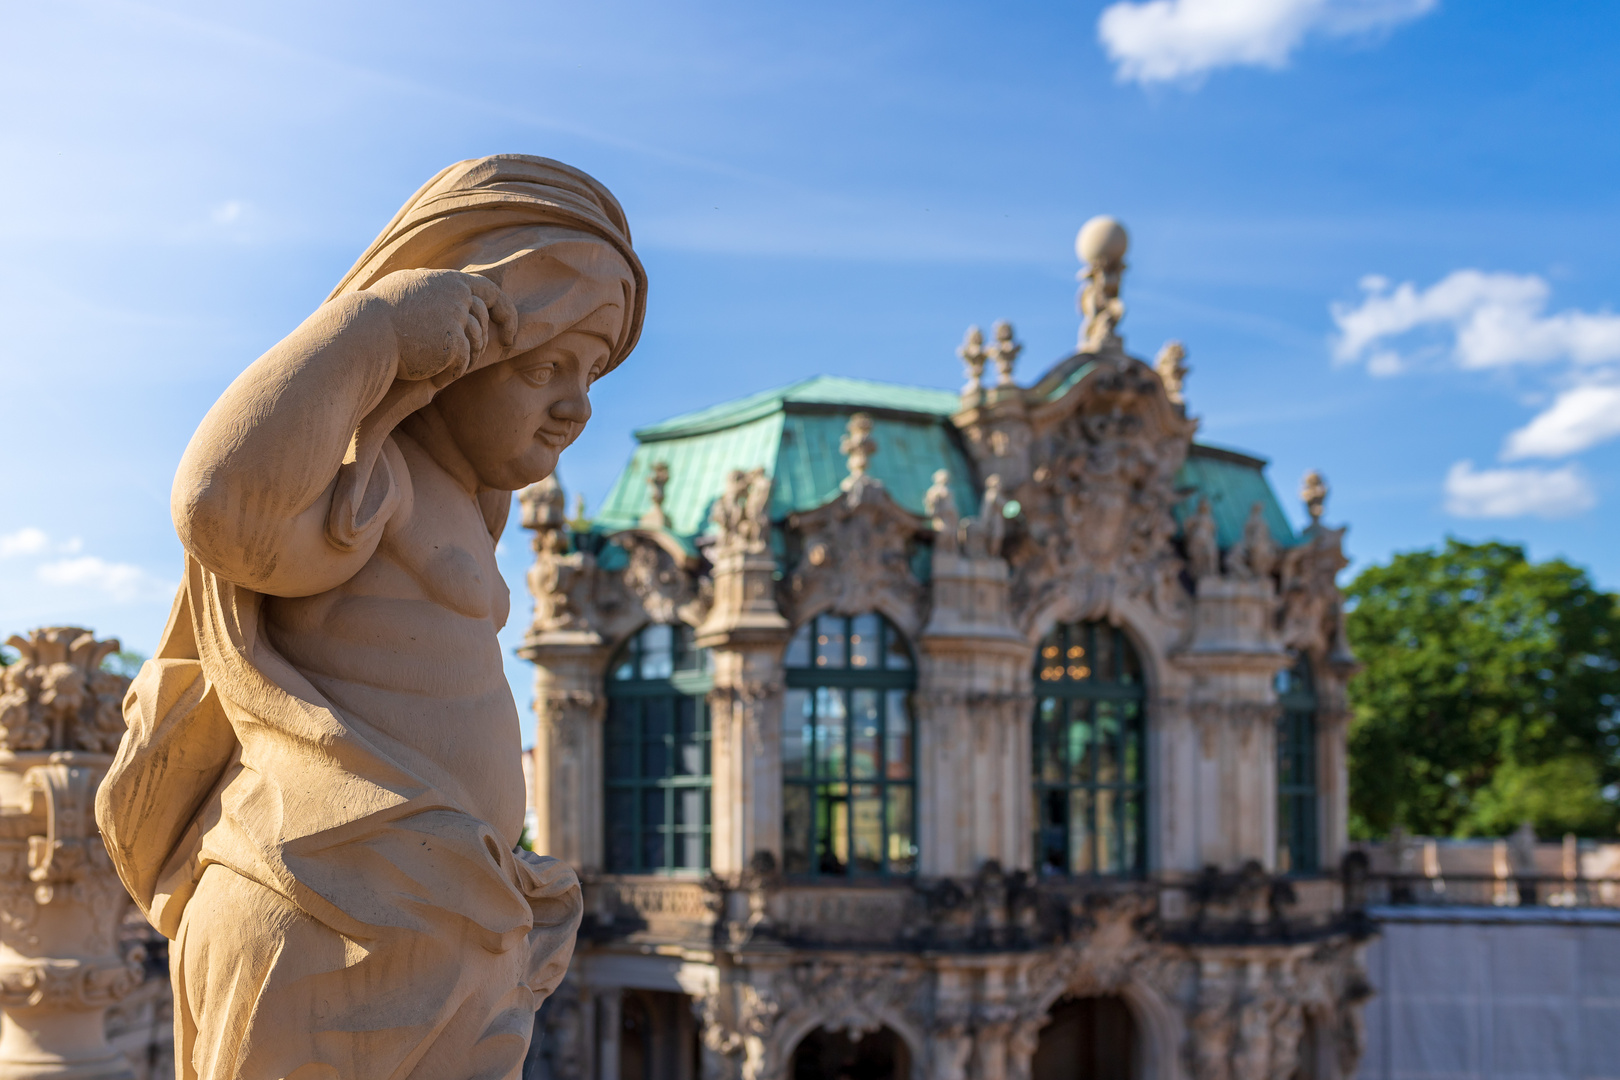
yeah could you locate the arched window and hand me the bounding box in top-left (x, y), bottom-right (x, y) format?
top-left (1276, 655), bottom-right (1319, 875)
top-left (781, 613), bottom-right (917, 877)
top-left (1031, 996), bottom-right (1136, 1080)
top-left (1033, 621), bottom-right (1146, 877)
top-left (605, 624), bottom-right (713, 874)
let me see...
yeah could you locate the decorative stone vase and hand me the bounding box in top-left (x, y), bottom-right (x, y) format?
top-left (0, 628), bottom-right (143, 1080)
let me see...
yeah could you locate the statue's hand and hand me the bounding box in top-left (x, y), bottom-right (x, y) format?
top-left (368, 269), bottom-right (519, 384)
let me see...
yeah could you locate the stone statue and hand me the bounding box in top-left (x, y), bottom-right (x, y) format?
top-left (989, 320), bottom-right (1022, 388)
top-left (640, 461), bottom-right (671, 529)
top-left (1185, 496), bottom-right (1219, 580)
top-left (958, 325), bottom-right (988, 395)
top-left (839, 412), bottom-right (878, 494)
top-left (924, 468), bottom-right (960, 556)
top-left (1231, 501), bottom-right (1279, 582)
top-left (0, 627), bottom-right (145, 1080)
top-left (1155, 340), bottom-right (1188, 405)
top-left (1301, 469), bottom-right (1329, 527)
top-left (1076, 215), bottom-right (1128, 351)
top-left (94, 155), bottom-right (646, 1080)
top-left (962, 474), bottom-right (1007, 559)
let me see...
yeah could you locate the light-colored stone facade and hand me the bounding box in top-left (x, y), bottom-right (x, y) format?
top-left (523, 221), bottom-right (1370, 1080)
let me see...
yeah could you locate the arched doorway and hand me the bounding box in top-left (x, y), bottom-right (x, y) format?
top-left (791, 1026), bottom-right (910, 1080)
top-left (1031, 996), bottom-right (1135, 1080)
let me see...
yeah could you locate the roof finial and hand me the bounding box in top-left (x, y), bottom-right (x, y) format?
top-left (1302, 470), bottom-right (1329, 527)
top-left (639, 461), bottom-right (670, 529)
top-left (1076, 215), bottom-right (1129, 351)
top-left (958, 326), bottom-right (988, 395)
top-left (839, 412), bottom-right (878, 493)
top-left (990, 320), bottom-right (1022, 388)
top-left (1155, 340), bottom-right (1188, 405)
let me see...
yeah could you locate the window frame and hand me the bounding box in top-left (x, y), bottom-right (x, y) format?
top-left (781, 612), bottom-right (919, 879)
top-left (1032, 620), bottom-right (1149, 879)
top-left (1275, 654), bottom-right (1320, 876)
top-left (603, 623), bottom-right (715, 876)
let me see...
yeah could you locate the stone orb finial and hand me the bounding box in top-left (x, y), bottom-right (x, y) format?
top-left (1076, 215), bottom-right (1129, 267)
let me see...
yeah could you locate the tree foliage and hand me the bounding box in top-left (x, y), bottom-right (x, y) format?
top-left (1346, 539), bottom-right (1620, 839)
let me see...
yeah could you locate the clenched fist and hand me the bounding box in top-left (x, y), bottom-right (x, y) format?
top-left (367, 269), bottom-right (519, 385)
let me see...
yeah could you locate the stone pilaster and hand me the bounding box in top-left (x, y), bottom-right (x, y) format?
top-left (521, 631), bottom-right (610, 872)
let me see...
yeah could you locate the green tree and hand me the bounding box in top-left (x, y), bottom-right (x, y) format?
top-left (1346, 539), bottom-right (1620, 839)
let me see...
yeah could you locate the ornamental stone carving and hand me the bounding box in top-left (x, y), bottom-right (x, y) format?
top-left (782, 482), bottom-right (927, 636)
top-left (0, 627), bottom-right (144, 1080)
top-left (1007, 358), bottom-right (1195, 629)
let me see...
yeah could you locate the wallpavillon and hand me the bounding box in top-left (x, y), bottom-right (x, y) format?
top-left (520, 218), bottom-right (1366, 1080)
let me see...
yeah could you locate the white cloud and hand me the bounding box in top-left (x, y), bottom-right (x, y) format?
top-left (35, 556), bottom-right (173, 603)
top-left (0, 527), bottom-right (49, 558)
top-left (1443, 460), bottom-right (1595, 520)
top-left (1503, 381), bottom-right (1620, 461)
top-left (1333, 270), bottom-right (1620, 370)
top-left (1097, 0), bottom-right (1436, 84)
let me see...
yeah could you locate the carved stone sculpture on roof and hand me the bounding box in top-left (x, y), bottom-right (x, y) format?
top-left (958, 325), bottom-right (989, 396)
top-left (1077, 215), bottom-right (1129, 352)
top-left (924, 468), bottom-right (960, 557)
top-left (1007, 358), bottom-right (1195, 630)
top-left (522, 478), bottom-right (596, 635)
top-left (1230, 501), bottom-right (1280, 584)
top-left (710, 466), bottom-right (771, 558)
top-left (1185, 495), bottom-right (1221, 581)
top-left (961, 473), bottom-right (1007, 560)
top-left (989, 320), bottom-right (1022, 388)
top-left (1278, 473), bottom-right (1353, 665)
top-left (639, 460), bottom-right (670, 529)
top-left (1155, 339), bottom-right (1189, 406)
top-left (783, 414), bottom-right (927, 635)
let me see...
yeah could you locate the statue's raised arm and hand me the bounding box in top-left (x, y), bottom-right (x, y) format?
top-left (97, 155), bottom-right (645, 1080)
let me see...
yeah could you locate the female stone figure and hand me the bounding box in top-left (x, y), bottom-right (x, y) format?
top-left (95, 155), bottom-right (645, 1080)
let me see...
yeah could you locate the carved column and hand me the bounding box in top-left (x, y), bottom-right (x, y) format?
top-left (697, 542), bottom-right (790, 879)
top-left (918, 552), bottom-right (1030, 876)
top-left (0, 628), bottom-right (143, 1080)
top-left (523, 632), bottom-right (610, 873)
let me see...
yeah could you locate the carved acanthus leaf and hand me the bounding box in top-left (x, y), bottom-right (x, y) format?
top-left (0, 628), bottom-right (128, 754)
top-left (782, 484), bottom-right (926, 634)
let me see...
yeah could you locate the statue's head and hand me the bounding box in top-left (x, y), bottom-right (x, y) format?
top-left (331, 154), bottom-right (646, 492)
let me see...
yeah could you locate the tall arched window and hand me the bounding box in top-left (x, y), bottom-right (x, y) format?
top-left (605, 624), bottom-right (713, 874)
top-left (1033, 621), bottom-right (1146, 877)
top-left (781, 613), bottom-right (917, 877)
top-left (1276, 655), bottom-right (1319, 875)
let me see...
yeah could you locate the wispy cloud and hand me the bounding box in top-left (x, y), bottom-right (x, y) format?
top-left (0, 528), bottom-right (172, 604)
top-left (1098, 0), bottom-right (1436, 85)
top-left (1444, 461), bottom-right (1595, 520)
top-left (1503, 382), bottom-right (1620, 462)
top-left (0, 527), bottom-right (49, 558)
top-left (1333, 270), bottom-right (1620, 372)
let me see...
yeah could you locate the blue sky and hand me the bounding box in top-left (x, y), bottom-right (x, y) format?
top-left (4, 0), bottom-right (1619, 737)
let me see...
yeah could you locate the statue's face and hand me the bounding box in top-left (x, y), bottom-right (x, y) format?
top-left (434, 315), bottom-right (617, 492)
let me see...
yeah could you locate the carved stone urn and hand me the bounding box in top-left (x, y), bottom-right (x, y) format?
top-left (0, 628), bottom-right (142, 1080)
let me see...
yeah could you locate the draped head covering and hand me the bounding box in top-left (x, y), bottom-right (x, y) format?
top-left (329, 154), bottom-right (646, 373)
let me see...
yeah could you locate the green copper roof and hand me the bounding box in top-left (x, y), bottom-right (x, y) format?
top-left (593, 376), bottom-right (1300, 552)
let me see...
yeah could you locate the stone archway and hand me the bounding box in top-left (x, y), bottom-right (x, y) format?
top-left (790, 1026), bottom-right (911, 1080)
top-left (1031, 995), bottom-right (1136, 1080)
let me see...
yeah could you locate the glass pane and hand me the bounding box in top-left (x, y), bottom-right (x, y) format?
top-left (613, 655), bottom-right (635, 681)
top-left (1037, 698), bottom-right (1064, 784)
top-left (851, 784), bottom-right (883, 873)
top-left (885, 690), bottom-right (912, 779)
top-left (1095, 788), bottom-right (1117, 874)
top-left (785, 621), bottom-right (812, 668)
top-left (1093, 626), bottom-right (1115, 684)
top-left (677, 830), bottom-right (705, 870)
top-left (607, 790), bottom-right (636, 871)
top-left (884, 621), bottom-right (912, 670)
top-left (607, 699), bottom-right (637, 780)
top-left (1120, 631), bottom-right (1142, 685)
top-left (782, 689), bottom-right (811, 778)
top-left (850, 613), bottom-right (881, 670)
top-left (640, 623), bottom-right (674, 679)
top-left (676, 697), bottom-right (704, 775)
top-left (1038, 637), bottom-right (1062, 684)
top-left (1037, 788), bottom-right (1067, 875)
top-left (1122, 702), bottom-right (1143, 784)
top-left (816, 782), bottom-right (849, 875)
top-left (1064, 628), bottom-right (1090, 682)
top-left (814, 615), bottom-right (847, 669)
top-left (642, 829), bottom-right (667, 872)
top-left (676, 787), bottom-right (705, 826)
top-left (886, 786), bottom-right (915, 874)
top-left (851, 689), bottom-right (881, 779)
top-left (1095, 700), bottom-right (1120, 785)
top-left (783, 784), bottom-right (812, 874)
top-left (642, 697), bottom-right (672, 779)
top-left (814, 688), bottom-right (847, 779)
top-left (1067, 703), bottom-right (1094, 785)
top-left (1068, 788), bottom-right (1093, 875)
top-left (642, 789), bottom-right (667, 828)
top-left (1122, 793), bottom-right (1141, 873)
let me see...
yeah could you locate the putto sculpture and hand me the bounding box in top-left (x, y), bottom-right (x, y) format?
top-left (94, 155), bottom-right (645, 1080)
